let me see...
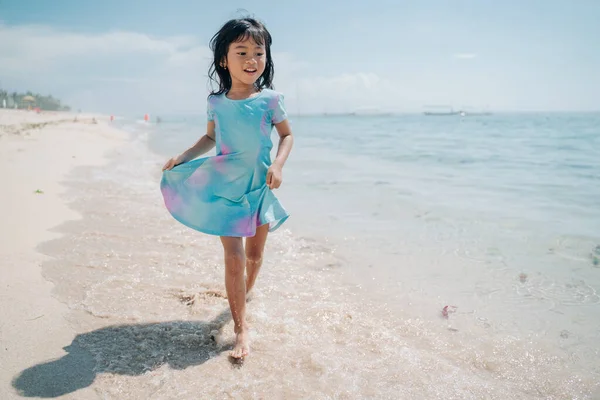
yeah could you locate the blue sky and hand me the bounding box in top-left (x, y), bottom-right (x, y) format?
top-left (1, 0), bottom-right (599, 114)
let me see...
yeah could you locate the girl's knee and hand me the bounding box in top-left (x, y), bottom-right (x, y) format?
top-left (224, 251), bottom-right (244, 263)
top-left (245, 250), bottom-right (263, 265)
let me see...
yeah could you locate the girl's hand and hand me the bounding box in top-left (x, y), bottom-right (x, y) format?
top-left (266, 164), bottom-right (282, 189)
top-left (162, 156), bottom-right (181, 171)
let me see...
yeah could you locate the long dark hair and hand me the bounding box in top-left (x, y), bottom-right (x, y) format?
top-left (208, 17), bottom-right (275, 97)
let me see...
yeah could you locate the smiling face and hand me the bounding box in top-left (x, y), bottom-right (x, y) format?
top-left (223, 37), bottom-right (267, 89)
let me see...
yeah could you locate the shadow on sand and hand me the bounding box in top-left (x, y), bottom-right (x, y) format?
top-left (12, 310), bottom-right (233, 398)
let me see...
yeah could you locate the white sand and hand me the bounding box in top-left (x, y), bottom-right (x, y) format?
top-left (0, 110), bottom-right (126, 399)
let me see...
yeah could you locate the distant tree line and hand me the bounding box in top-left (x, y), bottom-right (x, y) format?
top-left (0, 88), bottom-right (71, 111)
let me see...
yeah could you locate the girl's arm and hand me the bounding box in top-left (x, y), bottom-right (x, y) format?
top-left (271, 119), bottom-right (294, 169)
top-left (176, 121), bottom-right (216, 164)
top-left (266, 119), bottom-right (294, 189)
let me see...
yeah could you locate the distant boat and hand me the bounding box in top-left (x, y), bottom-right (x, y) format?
top-left (423, 105), bottom-right (461, 116)
top-left (458, 106), bottom-right (492, 116)
top-left (423, 111), bottom-right (460, 116)
top-left (463, 111), bottom-right (492, 116)
top-left (424, 110), bottom-right (461, 116)
top-left (423, 105), bottom-right (492, 116)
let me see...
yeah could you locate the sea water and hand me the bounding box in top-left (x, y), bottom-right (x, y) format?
top-left (36, 112), bottom-right (600, 398)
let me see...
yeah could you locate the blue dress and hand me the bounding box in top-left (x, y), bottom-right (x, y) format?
top-left (160, 89), bottom-right (290, 237)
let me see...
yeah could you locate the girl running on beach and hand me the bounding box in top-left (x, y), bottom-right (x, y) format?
top-left (160, 17), bottom-right (294, 359)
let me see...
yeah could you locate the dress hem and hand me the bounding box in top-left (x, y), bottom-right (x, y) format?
top-left (166, 211), bottom-right (290, 238)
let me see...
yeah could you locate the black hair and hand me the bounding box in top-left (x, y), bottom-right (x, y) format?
top-left (208, 17), bottom-right (275, 97)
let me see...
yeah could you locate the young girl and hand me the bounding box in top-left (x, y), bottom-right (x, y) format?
top-left (160, 17), bottom-right (293, 359)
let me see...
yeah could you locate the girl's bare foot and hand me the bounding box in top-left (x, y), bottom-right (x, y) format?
top-left (230, 327), bottom-right (250, 359)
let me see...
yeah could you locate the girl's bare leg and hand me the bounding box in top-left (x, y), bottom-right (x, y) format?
top-left (245, 223), bottom-right (269, 296)
top-left (220, 236), bottom-right (249, 358)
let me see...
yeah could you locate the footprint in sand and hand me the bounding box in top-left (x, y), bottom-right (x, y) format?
top-left (174, 289), bottom-right (228, 306)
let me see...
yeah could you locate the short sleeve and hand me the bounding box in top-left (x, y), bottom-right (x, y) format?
top-left (271, 93), bottom-right (287, 124)
top-left (206, 97), bottom-right (214, 121)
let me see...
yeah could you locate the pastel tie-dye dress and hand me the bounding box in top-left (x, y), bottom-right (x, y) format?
top-left (160, 89), bottom-right (290, 237)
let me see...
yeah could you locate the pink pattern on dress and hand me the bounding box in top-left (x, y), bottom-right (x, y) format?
top-left (233, 214), bottom-right (253, 236)
top-left (187, 168), bottom-right (209, 186)
top-left (220, 143), bottom-right (232, 155)
top-left (212, 155), bottom-right (228, 174)
top-left (162, 186), bottom-right (183, 213)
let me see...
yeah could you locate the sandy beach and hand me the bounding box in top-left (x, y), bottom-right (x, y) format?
top-left (0, 110), bottom-right (126, 399)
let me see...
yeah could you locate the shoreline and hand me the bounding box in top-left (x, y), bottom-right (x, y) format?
top-left (0, 109), bottom-right (127, 399)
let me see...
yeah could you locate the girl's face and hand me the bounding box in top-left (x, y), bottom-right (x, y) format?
top-left (224, 37), bottom-right (266, 88)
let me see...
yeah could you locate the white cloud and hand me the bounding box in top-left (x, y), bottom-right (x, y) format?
top-left (0, 24), bottom-right (215, 113)
top-left (280, 72), bottom-right (398, 114)
top-left (90, 77), bottom-right (143, 83)
top-left (1, 24), bottom-right (596, 113)
top-left (0, 24), bottom-right (407, 114)
top-left (0, 25), bottom-right (198, 72)
top-left (453, 53), bottom-right (477, 59)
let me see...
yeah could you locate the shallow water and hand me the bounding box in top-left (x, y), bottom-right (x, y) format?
top-left (17, 114), bottom-right (600, 398)
top-left (149, 112), bottom-right (600, 334)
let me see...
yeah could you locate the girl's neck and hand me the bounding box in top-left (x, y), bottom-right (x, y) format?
top-left (227, 84), bottom-right (259, 100)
